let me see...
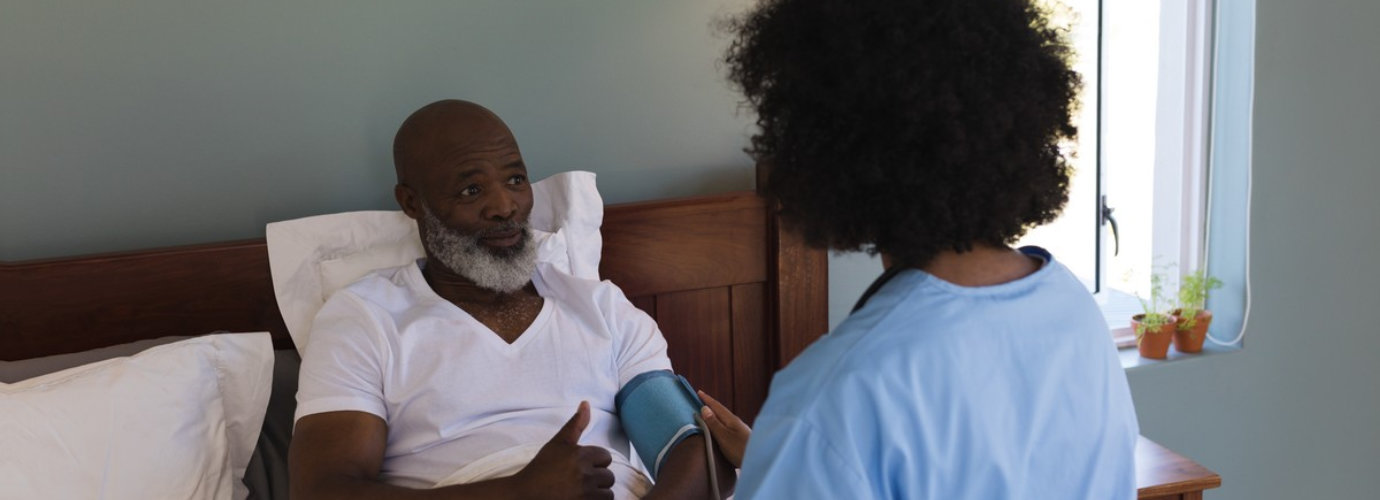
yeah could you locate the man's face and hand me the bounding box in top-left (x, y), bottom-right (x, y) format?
top-left (402, 109), bottom-right (539, 292)
top-left (413, 122), bottom-right (534, 246)
top-left (420, 203), bottom-right (537, 294)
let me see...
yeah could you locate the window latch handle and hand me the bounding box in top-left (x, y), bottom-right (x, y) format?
top-left (1100, 195), bottom-right (1120, 256)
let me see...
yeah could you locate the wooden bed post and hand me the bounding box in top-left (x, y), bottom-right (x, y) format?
top-left (757, 163), bottom-right (830, 370)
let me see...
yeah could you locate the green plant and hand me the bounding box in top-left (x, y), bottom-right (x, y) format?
top-left (1135, 270), bottom-right (1174, 341)
top-left (1176, 270), bottom-right (1223, 330)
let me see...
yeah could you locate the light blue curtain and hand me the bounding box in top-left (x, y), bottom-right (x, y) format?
top-left (1203, 0), bottom-right (1255, 347)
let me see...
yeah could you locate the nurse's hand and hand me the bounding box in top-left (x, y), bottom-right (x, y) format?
top-left (697, 390), bottom-right (752, 469)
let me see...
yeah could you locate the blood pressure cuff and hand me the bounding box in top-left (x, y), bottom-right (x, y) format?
top-left (614, 370), bottom-right (704, 479)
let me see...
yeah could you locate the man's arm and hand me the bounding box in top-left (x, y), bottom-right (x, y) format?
top-left (289, 403), bottom-right (615, 500)
top-left (598, 282), bottom-right (736, 498)
top-left (642, 435), bottom-right (738, 500)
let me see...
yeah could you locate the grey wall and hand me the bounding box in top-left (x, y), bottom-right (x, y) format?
top-left (5, 1), bottom-right (1378, 498)
top-left (0, 0), bottom-right (757, 260)
top-left (1125, 0), bottom-right (1380, 498)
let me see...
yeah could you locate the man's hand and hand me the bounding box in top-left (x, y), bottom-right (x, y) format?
top-left (697, 390), bottom-right (751, 469)
top-left (511, 401), bottom-right (615, 500)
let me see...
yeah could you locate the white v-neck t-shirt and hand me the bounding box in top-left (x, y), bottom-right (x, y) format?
top-left (295, 261), bottom-right (672, 490)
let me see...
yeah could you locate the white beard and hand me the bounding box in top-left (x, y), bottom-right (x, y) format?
top-left (421, 207), bottom-right (537, 294)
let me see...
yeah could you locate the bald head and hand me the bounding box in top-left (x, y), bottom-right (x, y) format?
top-left (392, 99), bottom-right (518, 185)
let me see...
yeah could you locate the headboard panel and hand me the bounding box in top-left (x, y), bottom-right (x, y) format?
top-left (600, 193), bottom-right (773, 418)
top-left (0, 188), bottom-right (828, 421)
top-left (1, 240), bottom-right (291, 358)
top-left (600, 193), bottom-right (767, 296)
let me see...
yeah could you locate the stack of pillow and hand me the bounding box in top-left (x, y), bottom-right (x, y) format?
top-left (0, 333), bottom-right (273, 499)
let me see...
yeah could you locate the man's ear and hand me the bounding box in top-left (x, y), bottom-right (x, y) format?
top-left (395, 184), bottom-right (424, 220)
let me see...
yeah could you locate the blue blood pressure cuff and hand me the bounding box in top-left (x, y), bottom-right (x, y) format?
top-left (615, 370), bottom-right (705, 479)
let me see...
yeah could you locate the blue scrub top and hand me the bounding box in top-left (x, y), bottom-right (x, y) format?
top-left (737, 248), bottom-right (1138, 499)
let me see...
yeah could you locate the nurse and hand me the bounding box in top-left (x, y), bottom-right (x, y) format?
top-left (701, 0), bottom-right (1140, 498)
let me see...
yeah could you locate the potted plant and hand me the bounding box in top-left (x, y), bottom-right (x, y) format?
top-left (1172, 270), bottom-right (1223, 353)
top-left (1133, 271), bottom-right (1176, 359)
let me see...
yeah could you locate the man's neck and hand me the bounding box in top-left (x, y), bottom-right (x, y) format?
top-left (422, 257), bottom-right (544, 343)
top-left (421, 257), bottom-right (536, 306)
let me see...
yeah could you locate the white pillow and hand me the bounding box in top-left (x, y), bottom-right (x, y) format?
top-left (266, 170), bottom-right (603, 352)
top-left (0, 332), bottom-right (274, 500)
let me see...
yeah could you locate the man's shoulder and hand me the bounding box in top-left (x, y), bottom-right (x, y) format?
top-left (328, 262), bottom-right (428, 311)
top-left (308, 263), bottom-right (440, 351)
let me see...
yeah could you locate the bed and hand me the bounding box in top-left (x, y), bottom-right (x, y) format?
top-left (0, 172), bottom-right (829, 499)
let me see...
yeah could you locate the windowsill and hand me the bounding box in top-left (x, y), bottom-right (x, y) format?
top-left (1119, 342), bottom-right (1242, 371)
top-left (1100, 288), bottom-right (1244, 371)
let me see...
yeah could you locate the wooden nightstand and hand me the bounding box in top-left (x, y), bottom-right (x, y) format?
top-left (1137, 435), bottom-right (1222, 499)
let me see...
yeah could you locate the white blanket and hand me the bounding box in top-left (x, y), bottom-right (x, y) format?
top-left (432, 443), bottom-right (652, 499)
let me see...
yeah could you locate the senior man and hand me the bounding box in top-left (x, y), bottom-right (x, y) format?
top-left (288, 99), bottom-right (734, 500)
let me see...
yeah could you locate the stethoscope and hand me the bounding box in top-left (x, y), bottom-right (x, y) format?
top-left (849, 264), bottom-right (909, 314)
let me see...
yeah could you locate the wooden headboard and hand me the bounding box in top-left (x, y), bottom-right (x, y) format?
top-left (0, 188), bottom-right (827, 422)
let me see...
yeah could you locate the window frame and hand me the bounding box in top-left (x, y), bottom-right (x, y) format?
top-left (1087, 0), bottom-right (1219, 347)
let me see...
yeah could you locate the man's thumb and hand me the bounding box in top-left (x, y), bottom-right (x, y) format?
top-left (555, 401), bottom-right (590, 444)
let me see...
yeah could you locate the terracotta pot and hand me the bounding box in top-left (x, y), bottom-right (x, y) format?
top-left (1133, 314), bottom-right (1176, 359)
top-left (1172, 309), bottom-right (1214, 353)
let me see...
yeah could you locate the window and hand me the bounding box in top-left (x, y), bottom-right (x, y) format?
top-left (1019, 0), bottom-right (1219, 347)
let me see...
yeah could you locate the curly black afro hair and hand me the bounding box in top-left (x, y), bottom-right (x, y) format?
top-left (725, 0), bottom-right (1080, 267)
